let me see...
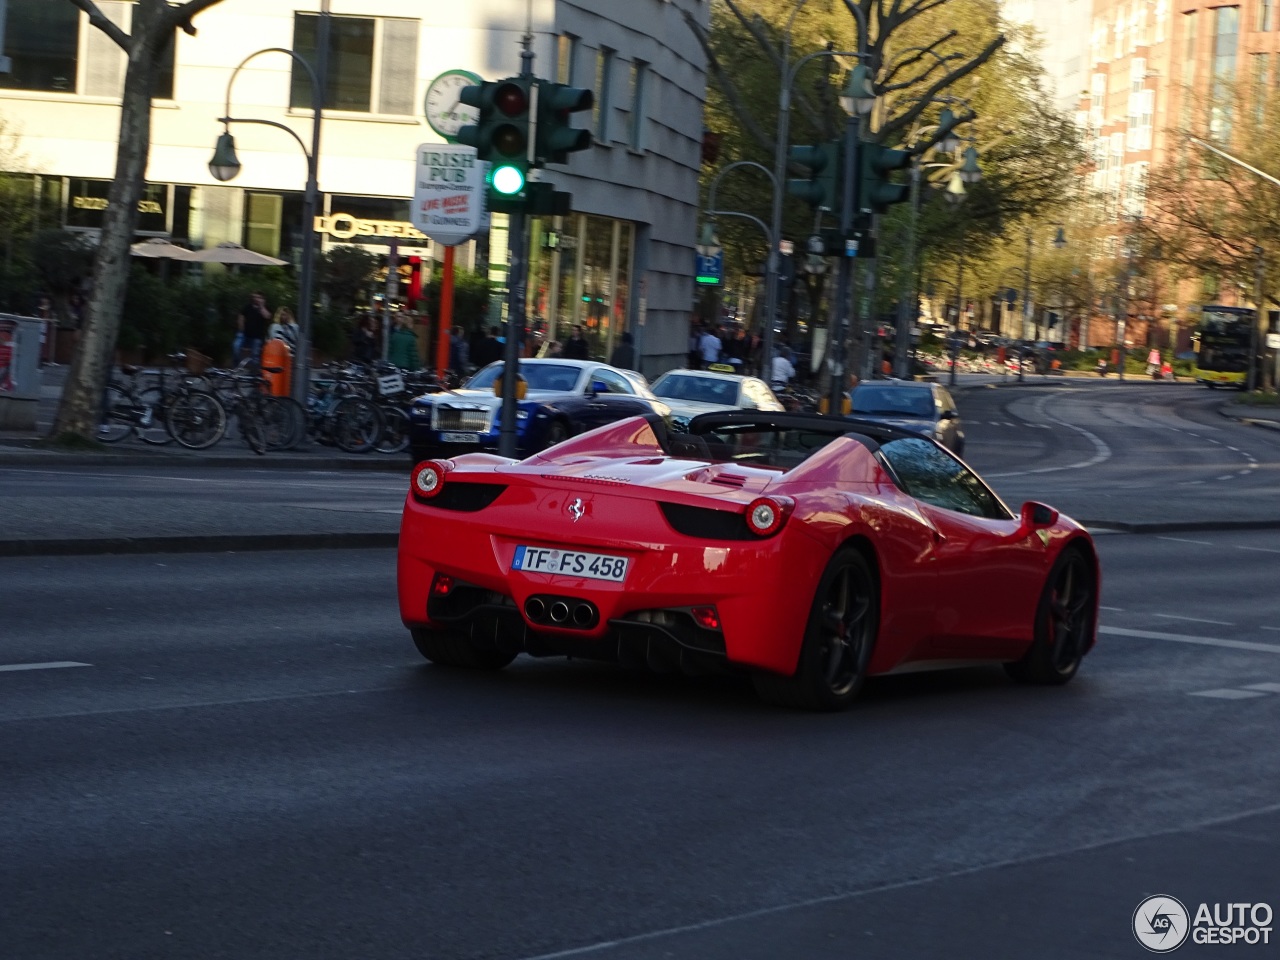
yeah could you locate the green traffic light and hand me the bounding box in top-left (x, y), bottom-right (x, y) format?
top-left (492, 164), bottom-right (525, 195)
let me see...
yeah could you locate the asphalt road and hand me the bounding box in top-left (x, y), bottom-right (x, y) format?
top-left (4, 542), bottom-right (1279, 960)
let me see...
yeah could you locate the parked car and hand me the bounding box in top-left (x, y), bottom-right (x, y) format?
top-left (398, 410), bottom-right (1098, 711)
top-left (848, 380), bottom-right (965, 455)
top-left (407, 359), bottom-right (672, 463)
top-left (649, 367), bottom-right (785, 431)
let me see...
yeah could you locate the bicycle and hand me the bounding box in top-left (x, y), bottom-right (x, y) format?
top-left (98, 367), bottom-right (170, 445)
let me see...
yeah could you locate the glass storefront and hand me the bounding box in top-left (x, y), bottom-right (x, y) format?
top-left (525, 212), bottom-right (634, 360)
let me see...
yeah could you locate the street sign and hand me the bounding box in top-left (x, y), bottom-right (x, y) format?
top-left (695, 250), bottom-right (723, 285)
top-left (778, 239), bottom-right (794, 256)
top-left (411, 143), bottom-right (485, 246)
top-left (807, 234), bottom-right (825, 255)
top-left (844, 238), bottom-right (859, 257)
top-left (1267, 332), bottom-right (1280, 349)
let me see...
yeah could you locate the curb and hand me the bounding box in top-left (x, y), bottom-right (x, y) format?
top-left (0, 450), bottom-right (411, 471)
top-left (1219, 405), bottom-right (1280, 430)
top-left (1081, 518), bottom-right (1280, 534)
top-left (0, 531), bottom-right (399, 558)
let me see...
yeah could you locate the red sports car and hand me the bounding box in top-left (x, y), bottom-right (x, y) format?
top-left (397, 411), bottom-right (1099, 710)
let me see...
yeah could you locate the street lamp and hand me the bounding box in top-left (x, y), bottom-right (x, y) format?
top-left (208, 6), bottom-right (331, 407)
top-left (766, 0), bottom-right (872, 409)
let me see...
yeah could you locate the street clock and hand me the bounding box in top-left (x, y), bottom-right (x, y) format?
top-left (424, 69), bottom-right (483, 142)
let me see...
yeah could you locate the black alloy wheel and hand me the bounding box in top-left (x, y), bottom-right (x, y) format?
top-left (1005, 547), bottom-right (1096, 685)
top-left (753, 547), bottom-right (879, 711)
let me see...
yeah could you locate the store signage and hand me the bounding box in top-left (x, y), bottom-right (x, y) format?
top-left (411, 143), bottom-right (484, 246)
top-left (313, 213), bottom-right (428, 241)
top-left (72, 196), bottom-right (163, 214)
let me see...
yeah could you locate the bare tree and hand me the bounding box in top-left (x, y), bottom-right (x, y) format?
top-left (51, 0), bottom-right (229, 444)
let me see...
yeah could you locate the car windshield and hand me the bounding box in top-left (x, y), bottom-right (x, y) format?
top-left (653, 374), bottom-right (740, 405)
top-left (466, 363), bottom-right (583, 393)
top-left (850, 387), bottom-right (934, 417)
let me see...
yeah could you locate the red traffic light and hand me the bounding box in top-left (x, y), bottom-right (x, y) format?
top-left (494, 81), bottom-right (528, 117)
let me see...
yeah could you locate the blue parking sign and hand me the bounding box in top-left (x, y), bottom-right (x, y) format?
top-left (695, 251), bottom-right (723, 285)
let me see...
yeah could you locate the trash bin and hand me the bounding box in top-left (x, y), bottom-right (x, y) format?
top-left (261, 338), bottom-right (292, 397)
top-left (0, 313), bottom-right (42, 430)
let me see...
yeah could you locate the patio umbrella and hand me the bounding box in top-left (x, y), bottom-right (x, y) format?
top-left (189, 241), bottom-right (287, 267)
top-left (130, 237), bottom-right (197, 260)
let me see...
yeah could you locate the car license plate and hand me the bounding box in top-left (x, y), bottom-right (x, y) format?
top-left (511, 545), bottom-right (629, 582)
top-left (439, 432), bottom-right (480, 443)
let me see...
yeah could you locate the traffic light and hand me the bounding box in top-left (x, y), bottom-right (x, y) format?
top-left (859, 142), bottom-right (911, 215)
top-left (536, 82), bottom-right (594, 165)
top-left (786, 142), bottom-right (839, 210)
top-left (457, 77), bottom-right (534, 204)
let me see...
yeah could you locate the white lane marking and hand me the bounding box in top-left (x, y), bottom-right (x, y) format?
top-left (1153, 613), bottom-right (1234, 626)
top-left (513, 800), bottom-right (1280, 960)
top-left (1238, 545), bottom-right (1280, 555)
top-left (1156, 536), bottom-right (1213, 546)
top-left (1227, 445), bottom-right (1241, 452)
top-left (1216, 475), bottom-right (1236, 481)
top-left (985, 394), bottom-right (1111, 479)
top-left (1262, 627), bottom-right (1280, 633)
top-left (1101, 625), bottom-right (1280, 655)
top-left (1243, 682), bottom-right (1280, 693)
top-left (1190, 689), bottom-right (1268, 700)
top-left (0, 661), bottom-right (90, 673)
top-left (1099, 605), bottom-right (1125, 612)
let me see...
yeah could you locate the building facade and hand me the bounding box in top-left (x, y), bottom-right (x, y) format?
top-left (0, 0), bottom-right (709, 376)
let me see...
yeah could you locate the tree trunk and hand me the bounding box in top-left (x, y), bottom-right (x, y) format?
top-left (51, 17), bottom-right (159, 440)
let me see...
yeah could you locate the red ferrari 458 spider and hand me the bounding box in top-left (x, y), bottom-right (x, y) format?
top-left (397, 411), bottom-right (1099, 710)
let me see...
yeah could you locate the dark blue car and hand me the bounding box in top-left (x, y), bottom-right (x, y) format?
top-left (408, 359), bottom-right (672, 463)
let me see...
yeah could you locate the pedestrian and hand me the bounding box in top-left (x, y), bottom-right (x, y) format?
top-left (267, 307), bottom-right (300, 350)
top-left (608, 330), bottom-right (637, 370)
top-left (388, 314), bottom-right (421, 370)
top-left (349, 314), bottom-right (378, 364)
top-left (688, 323), bottom-right (702, 367)
top-left (1146, 347), bottom-right (1161, 378)
top-left (563, 324), bottom-right (590, 359)
top-left (472, 325), bottom-right (505, 367)
top-left (698, 326), bottom-right (722, 368)
top-left (770, 349), bottom-right (795, 391)
top-left (449, 326), bottom-right (470, 376)
top-left (1096, 356), bottom-right (1108, 377)
top-left (543, 339), bottom-right (564, 358)
top-left (238, 291), bottom-right (271, 363)
top-left (1161, 360), bottom-right (1173, 381)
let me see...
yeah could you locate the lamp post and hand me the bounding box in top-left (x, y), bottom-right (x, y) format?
top-left (766, 0), bottom-right (871, 407)
top-left (1251, 245), bottom-right (1264, 393)
top-left (209, 4), bottom-right (331, 407)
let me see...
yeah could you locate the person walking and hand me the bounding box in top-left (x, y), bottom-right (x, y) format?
top-left (472, 326), bottom-right (505, 367)
top-left (698, 326), bottom-right (722, 368)
top-left (267, 307), bottom-right (300, 350)
top-left (608, 331), bottom-right (636, 370)
top-left (349, 314), bottom-right (378, 364)
top-left (388, 315), bottom-right (421, 370)
top-left (238, 291), bottom-right (271, 362)
top-left (448, 326), bottom-right (470, 376)
top-left (563, 324), bottom-right (590, 359)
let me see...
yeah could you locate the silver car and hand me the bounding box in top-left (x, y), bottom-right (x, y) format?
top-left (650, 368), bottom-right (785, 432)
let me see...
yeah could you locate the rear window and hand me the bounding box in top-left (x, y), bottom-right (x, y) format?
top-left (851, 386), bottom-right (935, 418)
top-left (690, 423), bottom-right (849, 469)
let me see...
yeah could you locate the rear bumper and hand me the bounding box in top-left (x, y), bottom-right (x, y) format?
top-left (397, 494), bottom-right (826, 675)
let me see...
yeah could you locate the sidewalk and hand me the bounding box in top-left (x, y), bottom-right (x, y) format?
top-left (0, 363), bottom-right (408, 471)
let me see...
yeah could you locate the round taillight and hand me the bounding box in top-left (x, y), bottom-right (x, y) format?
top-left (746, 496), bottom-right (789, 536)
top-left (411, 461), bottom-right (446, 499)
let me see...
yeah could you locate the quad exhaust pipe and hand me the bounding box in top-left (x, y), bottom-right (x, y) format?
top-left (524, 595), bottom-right (598, 630)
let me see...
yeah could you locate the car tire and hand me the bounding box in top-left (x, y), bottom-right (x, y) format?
top-left (411, 627), bottom-right (517, 671)
top-left (546, 419), bottom-right (570, 446)
top-left (752, 546), bottom-right (879, 711)
top-left (1004, 547), bottom-right (1096, 685)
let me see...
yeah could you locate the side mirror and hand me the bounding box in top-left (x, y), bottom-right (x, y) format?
top-left (940, 409), bottom-right (958, 420)
top-left (1019, 501), bottom-right (1058, 531)
top-left (588, 379), bottom-right (609, 396)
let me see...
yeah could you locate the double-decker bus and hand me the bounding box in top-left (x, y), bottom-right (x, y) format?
top-left (1192, 305), bottom-right (1253, 388)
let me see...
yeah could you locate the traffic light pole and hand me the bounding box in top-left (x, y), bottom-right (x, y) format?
top-left (827, 112), bottom-right (860, 417)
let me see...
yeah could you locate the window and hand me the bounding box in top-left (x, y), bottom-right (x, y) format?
top-left (590, 369), bottom-right (633, 394)
top-left (1261, 0), bottom-right (1274, 32)
top-left (556, 34), bottom-right (577, 85)
top-left (0, 0), bottom-right (174, 98)
top-left (1155, 0), bottom-right (1168, 43)
top-left (594, 47), bottom-right (614, 143)
top-left (878, 437), bottom-right (1009, 520)
top-left (628, 60), bottom-right (648, 149)
top-left (290, 13), bottom-right (419, 114)
top-left (1210, 5), bottom-right (1240, 140)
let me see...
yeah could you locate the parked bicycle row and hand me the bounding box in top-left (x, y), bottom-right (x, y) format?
top-left (99, 353), bottom-right (451, 455)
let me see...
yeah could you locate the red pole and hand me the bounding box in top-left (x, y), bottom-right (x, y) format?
top-left (437, 245), bottom-right (455, 376)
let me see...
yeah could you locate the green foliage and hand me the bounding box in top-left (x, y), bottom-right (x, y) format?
top-left (29, 229), bottom-right (95, 323)
top-left (422, 265), bottom-right (492, 333)
top-left (319, 245), bottom-right (379, 314)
